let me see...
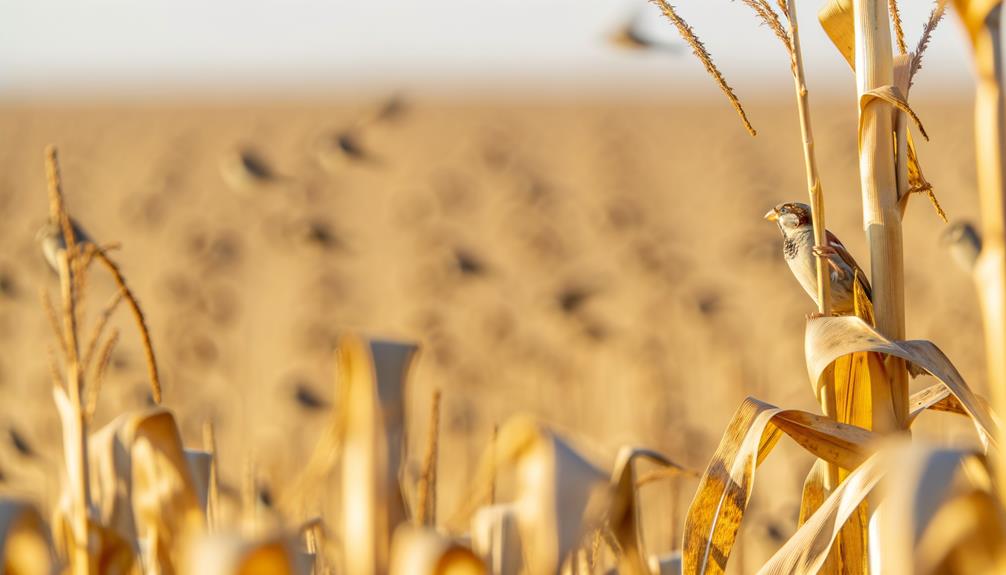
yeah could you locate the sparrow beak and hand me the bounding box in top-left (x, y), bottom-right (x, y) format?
top-left (764, 209), bottom-right (779, 222)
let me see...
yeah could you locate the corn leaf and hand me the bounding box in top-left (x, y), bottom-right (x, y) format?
top-left (877, 444), bottom-right (997, 575)
top-left (681, 397), bottom-right (878, 575)
top-left (609, 447), bottom-right (693, 575)
top-left (806, 316), bottom-right (998, 449)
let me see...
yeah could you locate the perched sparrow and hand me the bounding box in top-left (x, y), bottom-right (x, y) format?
top-left (940, 221), bottom-right (982, 274)
top-left (35, 218), bottom-right (93, 274)
top-left (764, 202), bottom-right (871, 315)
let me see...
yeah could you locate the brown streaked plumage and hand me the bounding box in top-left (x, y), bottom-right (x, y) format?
top-left (765, 202), bottom-right (871, 314)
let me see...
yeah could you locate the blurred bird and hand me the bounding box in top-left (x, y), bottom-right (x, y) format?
top-left (315, 130), bottom-right (378, 171)
top-left (220, 146), bottom-right (284, 192)
top-left (373, 93), bottom-right (408, 123)
top-left (35, 217), bottom-right (93, 274)
top-left (608, 13), bottom-right (680, 53)
top-left (940, 221), bottom-right (982, 274)
top-left (765, 202), bottom-right (871, 315)
top-left (293, 382), bottom-right (329, 411)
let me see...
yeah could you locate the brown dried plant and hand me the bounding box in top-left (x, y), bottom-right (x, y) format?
top-left (910, 0), bottom-right (949, 86)
top-left (415, 389), bottom-right (442, 526)
top-left (650, 0), bottom-right (757, 136)
top-left (889, 0), bottom-right (909, 54)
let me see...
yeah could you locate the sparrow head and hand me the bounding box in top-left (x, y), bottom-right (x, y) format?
top-left (764, 202), bottom-right (812, 234)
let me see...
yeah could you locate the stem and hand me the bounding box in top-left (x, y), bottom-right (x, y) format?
top-left (786, 0), bottom-right (840, 491)
top-left (416, 389), bottom-right (441, 526)
top-left (59, 253), bottom-right (93, 575)
top-left (969, 2), bottom-right (1006, 502)
top-left (854, 0), bottom-right (907, 432)
top-left (47, 147), bottom-right (94, 574)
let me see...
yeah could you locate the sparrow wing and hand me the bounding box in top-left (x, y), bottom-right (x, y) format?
top-left (826, 230), bottom-right (872, 300)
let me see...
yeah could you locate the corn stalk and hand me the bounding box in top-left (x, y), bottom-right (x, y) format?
top-left (46, 147), bottom-right (95, 575)
top-left (783, 0), bottom-right (842, 491)
top-left (853, 0), bottom-right (907, 432)
top-left (953, 0), bottom-right (1006, 501)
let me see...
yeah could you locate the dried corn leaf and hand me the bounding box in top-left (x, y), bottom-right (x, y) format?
top-left (609, 447), bottom-right (691, 575)
top-left (914, 490), bottom-right (1006, 574)
top-left (471, 505), bottom-right (522, 575)
top-left (806, 316), bottom-right (998, 449)
top-left (908, 384), bottom-right (968, 423)
top-left (870, 443), bottom-right (1006, 574)
top-left (89, 408), bottom-right (203, 573)
top-left (388, 525), bottom-right (486, 575)
top-left (859, 85), bottom-right (929, 144)
top-left (681, 397), bottom-right (878, 575)
top-left (757, 448), bottom-right (888, 575)
top-left (877, 445), bottom-right (996, 575)
top-left (798, 460), bottom-right (829, 528)
top-left (335, 335), bottom-right (418, 575)
top-left (818, 0), bottom-right (855, 69)
top-left (0, 499), bottom-right (56, 575)
top-left (184, 533), bottom-right (309, 575)
top-left (462, 415), bottom-right (609, 574)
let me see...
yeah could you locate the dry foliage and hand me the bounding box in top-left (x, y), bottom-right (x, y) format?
top-left (5, 1), bottom-right (1006, 573)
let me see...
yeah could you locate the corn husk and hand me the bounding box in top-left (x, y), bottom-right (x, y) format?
top-left (388, 525), bottom-right (485, 575)
top-left (681, 397), bottom-right (878, 575)
top-left (0, 499), bottom-right (56, 575)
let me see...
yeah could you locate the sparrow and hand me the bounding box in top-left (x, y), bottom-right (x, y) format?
top-left (764, 202), bottom-right (871, 315)
top-left (35, 217), bottom-right (93, 274)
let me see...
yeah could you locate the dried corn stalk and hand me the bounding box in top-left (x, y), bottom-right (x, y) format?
top-left (953, 0), bottom-right (1006, 501)
top-left (335, 335), bottom-right (418, 575)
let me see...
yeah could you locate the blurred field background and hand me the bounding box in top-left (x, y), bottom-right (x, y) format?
top-left (0, 97), bottom-right (983, 569)
top-left (0, 0), bottom-right (992, 571)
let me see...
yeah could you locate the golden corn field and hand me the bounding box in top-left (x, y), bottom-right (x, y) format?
top-left (3, 0), bottom-right (1006, 573)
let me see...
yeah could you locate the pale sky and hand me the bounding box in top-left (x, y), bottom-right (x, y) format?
top-left (0, 0), bottom-right (976, 100)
